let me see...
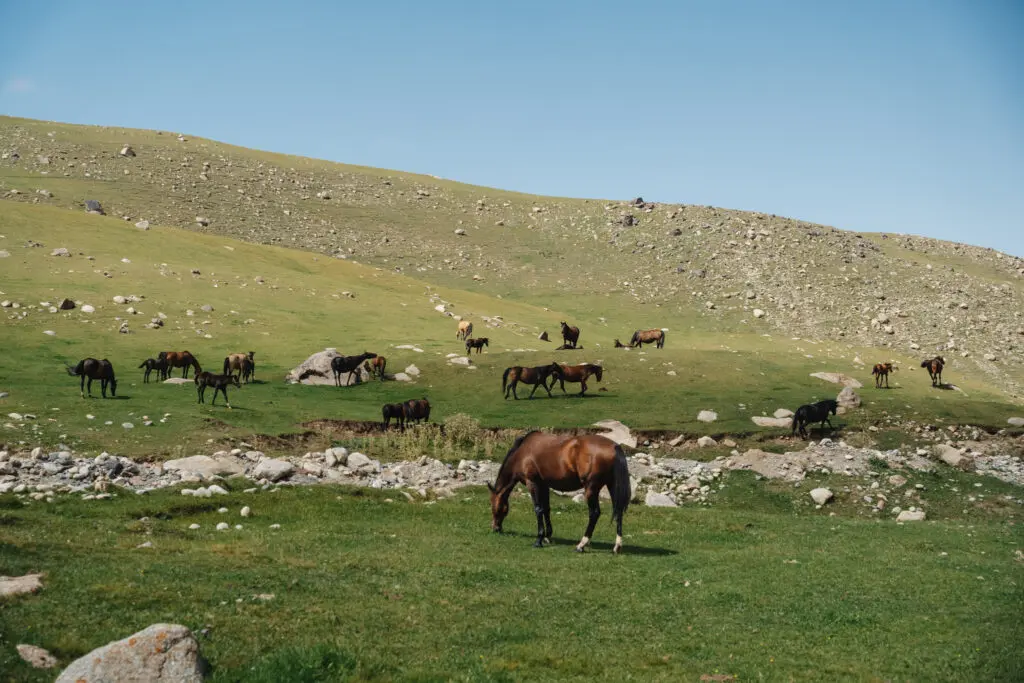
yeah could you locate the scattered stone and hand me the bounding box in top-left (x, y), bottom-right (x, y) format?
top-left (55, 624), bottom-right (206, 683)
top-left (135, 220), bottom-right (150, 230)
top-left (773, 408), bottom-right (794, 419)
top-left (84, 199), bottom-right (104, 215)
top-left (592, 419), bottom-right (637, 448)
top-left (696, 435), bottom-right (717, 447)
top-left (753, 309), bottom-right (765, 318)
top-left (752, 416), bottom-right (792, 428)
top-left (645, 491), bottom-right (677, 507)
top-left (810, 488), bottom-right (834, 505)
top-left (240, 506), bottom-right (252, 517)
top-left (897, 510), bottom-right (926, 522)
top-left (1008, 417), bottom-right (1024, 427)
top-left (0, 573), bottom-right (43, 597)
top-left (120, 145), bottom-right (136, 157)
top-left (50, 247), bottom-right (70, 257)
top-left (887, 475), bottom-right (908, 487)
top-left (934, 444), bottom-right (974, 471)
top-left (253, 458), bottom-right (294, 482)
top-left (216, 522), bottom-right (229, 531)
top-left (697, 410), bottom-right (717, 423)
top-left (195, 216), bottom-right (210, 227)
top-left (81, 304), bottom-right (95, 313)
top-left (16, 644), bottom-right (58, 669)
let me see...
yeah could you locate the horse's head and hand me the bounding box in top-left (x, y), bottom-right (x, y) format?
top-left (548, 362), bottom-right (563, 376)
top-left (560, 321), bottom-right (568, 330)
top-left (64, 362), bottom-right (77, 376)
top-left (486, 482), bottom-right (511, 532)
top-left (592, 365), bottom-right (603, 382)
top-left (365, 351), bottom-right (378, 359)
top-left (482, 338), bottom-right (489, 346)
top-left (247, 351), bottom-right (255, 360)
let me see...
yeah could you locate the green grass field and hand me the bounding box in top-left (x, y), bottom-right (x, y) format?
top-left (1, 476), bottom-right (1022, 682)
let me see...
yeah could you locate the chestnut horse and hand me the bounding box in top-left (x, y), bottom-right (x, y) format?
top-left (369, 355), bottom-right (387, 380)
top-left (921, 356), bottom-right (945, 387)
top-left (872, 362), bottom-right (896, 388)
top-left (552, 363), bottom-right (603, 396)
top-left (559, 321), bottom-right (580, 349)
top-left (502, 363), bottom-right (562, 400)
top-left (223, 351), bottom-right (255, 383)
top-left (465, 337), bottom-right (489, 354)
top-left (488, 430), bottom-right (631, 553)
top-left (630, 328), bottom-right (665, 349)
top-left (402, 398), bottom-right (431, 426)
top-left (66, 358), bottom-right (117, 398)
top-left (158, 351), bottom-right (202, 379)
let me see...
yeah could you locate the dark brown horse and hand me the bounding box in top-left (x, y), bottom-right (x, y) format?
top-left (382, 403), bottom-right (405, 431)
top-left (559, 321), bottom-right (580, 349)
top-left (331, 352), bottom-right (377, 386)
top-left (488, 430), bottom-right (630, 553)
top-left (158, 350), bottom-right (202, 378)
top-left (369, 355), bottom-right (387, 380)
top-left (223, 351), bottom-right (255, 382)
top-left (240, 357), bottom-right (255, 384)
top-left (502, 363), bottom-right (562, 400)
top-left (872, 362), bottom-right (896, 388)
top-left (552, 363), bottom-right (604, 396)
top-left (195, 371), bottom-right (241, 409)
top-left (402, 398), bottom-right (431, 426)
top-left (66, 358), bottom-right (117, 398)
top-left (139, 357), bottom-right (168, 383)
top-left (630, 328), bottom-right (665, 349)
top-left (465, 337), bottom-right (489, 355)
top-left (921, 356), bottom-right (945, 387)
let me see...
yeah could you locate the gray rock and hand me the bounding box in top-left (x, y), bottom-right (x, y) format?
top-left (253, 458), bottom-right (294, 482)
top-left (347, 452), bottom-right (372, 469)
top-left (645, 491), bottom-right (677, 507)
top-left (810, 488), bottom-right (834, 505)
top-left (163, 455), bottom-right (244, 479)
top-left (404, 365), bottom-right (421, 377)
top-left (696, 435), bottom-right (717, 447)
top-left (592, 419), bottom-right (637, 448)
top-left (1008, 417), bottom-right (1024, 427)
top-left (697, 410), bottom-right (717, 423)
top-left (0, 573), bottom-right (43, 597)
top-left (934, 444), bottom-right (974, 471)
top-left (837, 386), bottom-right (861, 409)
top-left (50, 247), bottom-right (70, 257)
top-left (135, 220), bottom-right (150, 230)
top-left (752, 416), bottom-right (792, 428)
top-left (897, 510), bottom-right (926, 522)
top-left (773, 408), bottom-right (794, 419)
top-left (120, 145), bottom-right (136, 157)
top-left (56, 624), bottom-right (206, 683)
top-left (84, 199), bottom-right (104, 215)
top-left (16, 644), bottom-right (58, 669)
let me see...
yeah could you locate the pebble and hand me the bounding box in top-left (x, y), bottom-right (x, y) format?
top-left (216, 522), bottom-right (229, 531)
top-left (240, 506), bottom-right (251, 517)
top-left (188, 523), bottom-right (200, 530)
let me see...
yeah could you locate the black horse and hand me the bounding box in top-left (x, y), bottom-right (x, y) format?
top-left (195, 371), bottom-right (241, 409)
top-left (139, 357), bottom-right (168, 383)
top-left (331, 352), bottom-right (377, 386)
top-left (559, 321), bottom-right (580, 348)
top-left (382, 403), bottom-right (405, 431)
top-left (792, 399), bottom-right (838, 439)
top-left (402, 398), bottom-right (431, 426)
top-left (465, 337), bottom-right (489, 355)
top-left (66, 358), bottom-right (117, 398)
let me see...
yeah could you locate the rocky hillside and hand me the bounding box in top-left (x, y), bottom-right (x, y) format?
top-left (2, 116), bottom-right (1022, 397)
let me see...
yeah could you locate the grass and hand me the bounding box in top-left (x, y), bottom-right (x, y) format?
top-left (1, 202), bottom-right (1020, 460)
top-left (1, 478), bottom-right (1021, 682)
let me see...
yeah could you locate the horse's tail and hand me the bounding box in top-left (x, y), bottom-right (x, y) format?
top-left (611, 444), bottom-right (631, 523)
top-left (791, 408), bottom-right (804, 435)
top-left (223, 357), bottom-right (230, 375)
top-left (658, 329), bottom-right (666, 348)
top-left (920, 360), bottom-right (930, 369)
top-left (139, 360), bottom-right (148, 369)
top-left (502, 367), bottom-right (512, 394)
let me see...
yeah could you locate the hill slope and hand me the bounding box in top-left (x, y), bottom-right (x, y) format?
top-left (1, 115), bottom-right (1022, 401)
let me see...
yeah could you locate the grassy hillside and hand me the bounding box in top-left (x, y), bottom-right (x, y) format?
top-left (0, 201), bottom-right (1019, 459)
top-left (2, 115), bottom-right (1022, 401)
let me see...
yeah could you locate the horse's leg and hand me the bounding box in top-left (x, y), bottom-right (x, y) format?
top-left (579, 378), bottom-right (587, 396)
top-left (527, 482), bottom-right (547, 548)
top-left (222, 386), bottom-right (231, 410)
top-left (576, 487), bottom-right (601, 553)
top-left (528, 381), bottom-right (539, 399)
top-left (86, 377), bottom-right (94, 398)
top-left (539, 485), bottom-right (553, 541)
top-left (101, 378), bottom-right (107, 398)
top-left (80, 374), bottom-right (86, 398)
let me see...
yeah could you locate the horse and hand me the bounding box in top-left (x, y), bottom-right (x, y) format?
top-left (139, 357), bottom-right (168, 383)
top-left (369, 355), bottom-right (387, 380)
top-left (195, 371), bottom-right (241, 409)
top-left (465, 337), bottom-right (489, 355)
top-left (382, 403), bottom-right (405, 431)
top-left (488, 430), bottom-right (630, 554)
top-left (630, 328), bottom-right (665, 349)
top-left (240, 357), bottom-right (255, 384)
top-left (502, 363), bottom-right (562, 400)
top-left (331, 352), bottom-right (377, 386)
top-left (551, 363), bottom-right (604, 396)
top-left (872, 362), bottom-right (896, 388)
top-left (457, 320), bottom-right (473, 340)
top-left (921, 356), bottom-right (945, 387)
top-left (791, 399), bottom-right (839, 439)
top-left (158, 350), bottom-right (201, 379)
top-left (402, 398), bottom-right (431, 426)
top-left (66, 358), bottom-right (117, 398)
top-left (223, 351), bottom-right (255, 382)
top-left (559, 321), bottom-right (580, 349)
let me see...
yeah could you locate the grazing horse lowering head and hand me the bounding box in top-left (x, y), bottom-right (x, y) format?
top-left (486, 481), bottom-right (512, 532)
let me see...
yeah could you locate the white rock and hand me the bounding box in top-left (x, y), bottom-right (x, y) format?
top-left (697, 435), bottom-right (717, 447)
top-left (252, 458), bottom-right (294, 482)
top-left (645, 491), bottom-right (677, 507)
top-left (81, 304), bottom-right (95, 313)
top-left (54, 624), bottom-right (204, 683)
top-left (897, 510), bottom-right (926, 522)
top-left (188, 523), bottom-right (200, 530)
top-left (347, 452), bottom-right (372, 469)
top-left (810, 488), bottom-right (834, 505)
top-left (240, 506), bottom-right (251, 517)
top-left (752, 416), bottom-right (792, 428)
top-left (773, 408), bottom-right (794, 419)
top-left (592, 419), bottom-right (637, 448)
top-left (113, 295), bottom-right (126, 304)
top-left (216, 522), bottom-right (229, 531)
top-left (697, 410), bottom-right (717, 423)
top-left (208, 485), bottom-right (228, 495)
top-left (16, 643), bottom-right (58, 669)
top-left (404, 364), bottom-right (421, 376)
top-left (1008, 417), bottom-right (1024, 427)
top-left (753, 309), bottom-right (765, 318)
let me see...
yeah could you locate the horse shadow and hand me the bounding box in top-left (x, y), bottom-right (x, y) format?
top-left (933, 383), bottom-right (957, 391)
top-left (504, 531), bottom-right (678, 556)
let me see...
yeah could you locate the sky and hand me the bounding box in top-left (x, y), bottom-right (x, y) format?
top-left (1, 1), bottom-right (1022, 256)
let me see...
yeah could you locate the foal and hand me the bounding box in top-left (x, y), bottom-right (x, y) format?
top-left (872, 362), bottom-right (896, 388)
top-left (139, 357), bottom-right (168, 383)
top-left (195, 371), bottom-right (241, 409)
top-left (465, 337), bottom-right (489, 355)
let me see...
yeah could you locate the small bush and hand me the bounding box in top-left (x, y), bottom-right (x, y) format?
top-left (443, 413), bottom-right (482, 447)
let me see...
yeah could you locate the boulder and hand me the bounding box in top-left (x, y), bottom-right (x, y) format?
top-left (933, 444), bottom-right (974, 471)
top-left (135, 220), bottom-right (150, 230)
top-left (404, 364), bottom-right (421, 377)
top-left (810, 488), bottom-right (834, 505)
top-left (163, 455), bottom-right (246, 479)
top-left (120, 145), bottom-right (136, 157)
top-left (0, 573), bottom-right (43, 597)
top-left (773, 408), bottom-right (794, 419)
top-left (897, 510), bottom-right (926, 522)
top-left (592, 419), bottom-right (637, 448)
top-left (81, 304), bottom-right (95, 313)
top-left (253, 459), bottom-right (294, 482)
top-left (753, 309), bottom-right (766, 318)
top-left (346, 452), bottom-right (372, 469)
top-left (55, 624), bottom-right (205, 683)
top-left (50, 247), bottom-right (70, 257)
top-left (84, 200), bottom-right (105, 215)
top-left (285, 349), bottom-right (372, 386)
top-left (1008, 417), bottom-right (1024, 427)
top-left (645, 491), bottom-right (678, 507)
top-left (696, 410), bottom-right (717, 423)
top-left (752, 415), bottom-right (792, 428)
top-left (837, 387), bottom-right (861, 410)
top-left (59, 298), bottom-right (75, 310)
top-left (696, 435), bottom-right (717, 447)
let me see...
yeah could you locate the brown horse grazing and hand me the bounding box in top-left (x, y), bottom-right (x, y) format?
top-left (331, 352), bottom-right (377, 386)
top-left (223, 351), bottom-right (255, 382)
top-left (382, 403), bottom-right (405, 431)
top-left (139, 357), bottom-right (168, 383)
top-left (502, 363), bottom-right (562, 400)
top-left (457, 320), bottom-right (473, 340)
top-left (552, 363), bottom-right (604, 396)
top-left (872, 362), bottom-right (896, 388)
top-left (66, 358), bottom-right (117, 398)
top-left (488, 431), bottom-right (630, 553)
top-left (921, 356), bottom-right (945, 387)
top-left (465, 337), bottom-right (489, 354)
top-left (630, 328), bottom-right (666, 349)
top-left (158, 351), bottom-right (202, 378)
top-left (195, 371), bottom-right (241, 409)
top-left (402, 398), bottom-right (431, 426)
top-left (559, 321), bottom-right (580, 348)
top-left (368, 355), bottom-right (387, 380)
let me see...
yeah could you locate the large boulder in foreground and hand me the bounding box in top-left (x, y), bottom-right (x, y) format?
top-left (56, 623), bottom-right (206, 682)
top-left (285, 348), bottom-right (372, 386)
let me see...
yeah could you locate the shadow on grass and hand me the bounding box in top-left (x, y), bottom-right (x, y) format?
top-left (501, 531), bottom-right (678, 556)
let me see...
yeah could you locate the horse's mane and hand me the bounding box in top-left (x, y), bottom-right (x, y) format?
top-left (495, 429), bottom-right (540, 485)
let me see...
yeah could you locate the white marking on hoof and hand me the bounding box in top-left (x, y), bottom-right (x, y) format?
top-left (613, 535), bottom-right (623, 554)
top-left (575, 536), bottom-right (590, 552)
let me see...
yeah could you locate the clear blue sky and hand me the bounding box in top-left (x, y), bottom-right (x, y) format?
top-left (2, 1), bottom-right (1021, 255)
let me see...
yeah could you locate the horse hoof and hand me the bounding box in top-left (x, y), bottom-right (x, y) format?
top-left (574, 546), bottom-right (585, 553)
top-left (533, 541), bottom-right (544, 548)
